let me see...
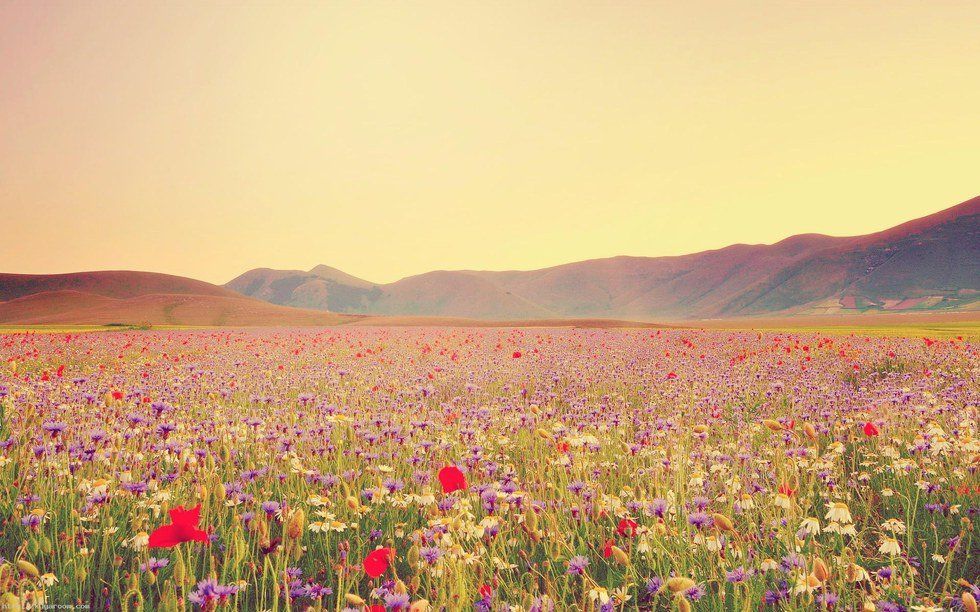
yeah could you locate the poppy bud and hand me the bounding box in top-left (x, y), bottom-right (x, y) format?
top-left (813, 557), bottom-right (830, 582)
top-left (16, 560), bottom-right (39, 578)
top-left (692, 424), bottom-right (708, 434)
top-left (535, 428), bottom-right (552, 440)
top-left (409, 599), bottom-right (431, 612)
top-left (173, 554), bottom-right (185, 583)
top-left (395, 579), bottom-right (408, 594)
top-left (712, 513), bottom-right (734, 532)
top-left (676, 595), bottom-right (691, 612)
top-left (526, 508), bottom-right (539, 532)
top-left (345, 593), bottom-right (366, 606)
top-left (667, 577), bottom-right (695, 593)
top-left (803, 423), bottom-right (817, 439)
top-left (610, 546), bottom-right (629, 565)
top-left (286, 509), bottom-right (305, 540)
top-left (963, 593), bottom-right (978, 612)
top-left (763, 419), bottom-right (784, 432)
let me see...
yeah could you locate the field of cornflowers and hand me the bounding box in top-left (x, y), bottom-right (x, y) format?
top-left (0, 327), bottom-right (976, 612)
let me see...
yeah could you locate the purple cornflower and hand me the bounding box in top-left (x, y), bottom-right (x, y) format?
top-left (649, 498), bottom-right (668, 518)
top-left (419, 546), bottom-right (442, 564)
top-left (42, 421), bottom-right (67, 436)
top-left (646, 576), bottom-right (663, 594)
top-left (140, 558), bottom-right (170, 573)
top-left (567, 555), bottom-right (590, 575)
top-left (687, 511), bottom-right (713, 530)
top-left (816, 592), bottom-right (839, 608)
top-left (384, 592), bottom-right (411, 610)
top-left (188, 578), bottom-right (240, 607)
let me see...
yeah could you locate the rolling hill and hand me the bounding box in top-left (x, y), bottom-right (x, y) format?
top-left (0, 271), bottom-right (361, 326)
top-left (226, 195), bottom-right (980, 320)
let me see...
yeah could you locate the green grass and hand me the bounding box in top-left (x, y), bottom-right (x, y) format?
top-left (745, 322), bottom-right (980, 339)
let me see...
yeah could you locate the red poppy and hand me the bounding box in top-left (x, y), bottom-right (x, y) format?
top-left (512, 351), bottom-right (522, 358)
top-left (148, 505), bottom-right (209, 548)
top-left (863, 422), bottom-right (879, 437)
top-left (666, 372), bottom-right (677, 380)
top-left (478, 584), bottom-right (493, 598)
top-left (777, 483), bottom-right (796, 497)
top-left (438, 465), bottom-right (468, 494)
top-left (368, 606), bottom-right (385, 612)
top-left (602, 538), bottom-right (614, 558)
top-left (111, 390), bottom-right (124, 400)
top-left (617, 518), bottom-right (638, 537)
top-left (363, 547), bottom-right (395, 578)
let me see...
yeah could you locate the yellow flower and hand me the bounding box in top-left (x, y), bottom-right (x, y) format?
top-left (879, 537), bottom-right (901, 556)
top-left (824, 502), bottom-right (852, 524)
top-left (799, 517), bottom-right (821, 536)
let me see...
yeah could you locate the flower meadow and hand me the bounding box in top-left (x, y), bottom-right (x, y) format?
top-left (0, 327), bottom-right (976, 611)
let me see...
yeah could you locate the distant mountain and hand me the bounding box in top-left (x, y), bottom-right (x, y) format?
top-left (0, 271), bottom-right (360, 326)
top-left (0, 270), bottom-right (234, 301)
top-left (227, 195), bottom-right (979, 319)
top-left (225, 266), bottom-right (382, 313)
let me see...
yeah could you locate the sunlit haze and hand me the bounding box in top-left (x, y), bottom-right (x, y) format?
top-left (2, 1), bottom-right (978, 284)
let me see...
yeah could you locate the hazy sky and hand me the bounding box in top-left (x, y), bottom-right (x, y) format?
top-left (2, 2), bottom-right (978, 284)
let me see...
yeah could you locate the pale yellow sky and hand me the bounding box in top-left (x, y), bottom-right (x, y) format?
top-left (1, 1), bottom-right (978, 284)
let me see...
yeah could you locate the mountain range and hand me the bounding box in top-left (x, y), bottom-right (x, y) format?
top-left (2, 195), bottom-right (976, 326)
top-left (0, 271), bottom-right (361, 326)
top-left (227, 195), bottom-right (979, 320)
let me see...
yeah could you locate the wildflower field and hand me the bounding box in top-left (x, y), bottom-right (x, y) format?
top-left (0, 327), bottom-right (976, 611)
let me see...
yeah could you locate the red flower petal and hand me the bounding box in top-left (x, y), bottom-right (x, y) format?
top-left (363, 547), bottom-right (394, 578)
top-left (147, 524), bottom-right (181, 548)
top-left (438, 465), bottom-right (467, 494)
top-left (617, 518), bottom-right (638, 537)
top-left (148, 504), bottom-right (208, 548)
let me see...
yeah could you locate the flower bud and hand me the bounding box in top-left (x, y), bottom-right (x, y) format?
top-left (667, 577), bottom-right (695, 593)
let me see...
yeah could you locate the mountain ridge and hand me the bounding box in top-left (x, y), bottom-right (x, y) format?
top-left (225, 195), bottom-right (979, 319)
